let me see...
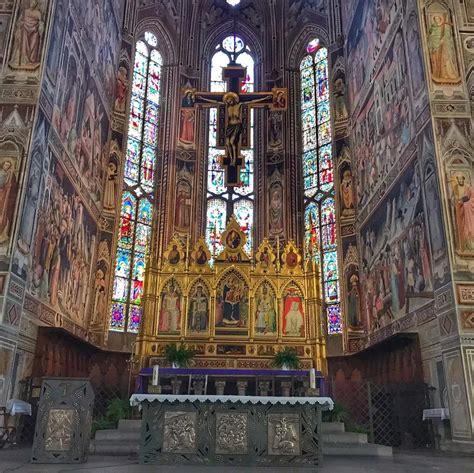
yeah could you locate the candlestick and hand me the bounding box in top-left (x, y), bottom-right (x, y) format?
top-left (152, 365), bottom-right (160, 386)
top-left (310, 368), bottom-right (316, 390)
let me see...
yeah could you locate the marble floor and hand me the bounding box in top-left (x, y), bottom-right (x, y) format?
top-left (0, 449), bottom-right (473, 473)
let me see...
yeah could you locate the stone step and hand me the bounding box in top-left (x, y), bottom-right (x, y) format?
top-left (118, 419), bottom-right (142, 431)
top-left (95, 429), bottom-right (141, 441)
top-left (323, 432), bottom-right (368, 444)
top-left (321, 422), bottom-right (345, 433)
top-left (90, 439), bottom-right (139, 456)
top-left (323, 442), bottom-right (393, 457)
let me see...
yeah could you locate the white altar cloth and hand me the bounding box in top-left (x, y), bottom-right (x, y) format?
top-left (130, 394), bottom-right (334, 410)
top-left (422, 408), bottom-right (450, 421)
top-left (5, 399), bottom-right (32, 416)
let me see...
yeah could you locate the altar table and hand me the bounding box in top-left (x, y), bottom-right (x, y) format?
top-left (130, 394), bottom-right (333, 467)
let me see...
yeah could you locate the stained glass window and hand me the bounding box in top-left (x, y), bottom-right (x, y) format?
top-left (300, 39), bottom-right (341, 334)
top-left (205, 35), bottom-right (255, 259)
top-left (110, 34), bottom-right (162, 333)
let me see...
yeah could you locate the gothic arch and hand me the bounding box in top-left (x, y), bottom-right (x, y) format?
top-left (187, 277), bottom-right (212, 298)
top-left (215, 267), bottom-right (250, 292)
top-left (201, 21), bottom-right (264, 75)
top-left (134, 18), bottom-right (177, 65)
top-left (279, 279), bottom-right (305, 299)
top-left (288, 24), bottom-right (329, 70)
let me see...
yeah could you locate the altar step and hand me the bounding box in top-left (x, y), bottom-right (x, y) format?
top-left (321, 422), bottom-right (393, 457)
top-left (90, 420), bottom-right (392, 457)
top-left (90, 419), bottom-right (141, 456)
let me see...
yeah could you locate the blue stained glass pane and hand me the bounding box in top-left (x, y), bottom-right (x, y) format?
top-left (317, 80), bottom-right (329, 103)
top-left (128, 306), bottom-right (142, 333)
top-left (315, 60), bottom-right (328, 83)
top-left (135, 223), bottom-right (151, 253)
top-left (143, 121), bottom-right (157, 146)
top-left (112, 277), bottom-right (129, 303)
top-left (130, 278), bottom-right (143, 305)
top-left (302, 109), bottom-right (316, 132)
top-left (323, 251), bottom-right (338, 282)
top-left (136, 41), bottom-right (148, 57)
top-left (315, 47), bottom-right (328, 63)
top-left (234, 199), bottom-right (253, 255)
top-left (318, 121), bottom-right (331, 145)
top-left (115, 248), bottom-right (131, 277)
top-left (208, 148), bottom-right (226, 195)
top-left (129, 95), bottom-right (144, 139)
top-left (121, 192), bottom-right (136, 219)
top-left (151, 49), bottom-right (162, 65)
top-left (317, 101), bottom-right (330, 124)
top-left (124, 158), bottom-right (139, 184)
top-left (327, 304), bottom-right (342, 334)
top-left (126, 138), bottom-right (141, 164)
top-left (110, 302), bottom-right (126, 331)
top-left (235, 149), bottom-right (253, 196)
top-left (208, 108), bottom-right (218, 147)
top-left (303, 128), bottom-right (317, 151)
top-left (205, 198), bottom-right (226, 256)
top-left (132, 253), bottom-right (146, 281)
top-left (133, 72), bottom-right (146, 97)
top-left (145, 101), bottom-right (159, 123)
top-left (300, 55), bottom-right (313, 70)
top-left (303, 150), bottom-right (317, 178)
top-left (138, 198), bottom-right (152, 225)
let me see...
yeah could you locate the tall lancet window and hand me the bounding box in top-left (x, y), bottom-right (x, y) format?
top-left (109, 32), bottom-right (162, 333)
top-left (300, 38), bottom-right (341, 334)
top-left (205, 34), bottom-right (255, 257)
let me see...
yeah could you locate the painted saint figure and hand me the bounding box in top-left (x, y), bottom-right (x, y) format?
top-left (159, 282), bottom-right (181, 333)
top-left (0, 159), bottom-right (18, 244)
top-left (9, 0), bottom-right (45, 69)
top-left (255, 285), bottom-right (276, 335)
top-left (188, 285), bottom-right (208, 333)
top-left (178, 90), bottom-right (196, 146)
top-left (427, 12), bottom-right (460, 83)
top-left (222, 275), bottom-right (243, 325)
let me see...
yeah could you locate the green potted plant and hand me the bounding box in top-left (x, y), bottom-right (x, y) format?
top-left (271, 347), bottom-right (300, 370)
top-left (164, 343), bottom-right (195, 368)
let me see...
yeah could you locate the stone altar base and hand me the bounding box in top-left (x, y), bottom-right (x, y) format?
top-left (131, 394), bottom-right (333, 468)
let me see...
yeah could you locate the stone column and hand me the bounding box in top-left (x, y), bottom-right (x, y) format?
top-left (237, 380), bottom-right (248, 396)
top-left (215, 380), bottom-right (226, 396)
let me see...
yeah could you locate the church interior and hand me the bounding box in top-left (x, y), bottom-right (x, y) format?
top-left (0, 0), bottom-right (474, 466)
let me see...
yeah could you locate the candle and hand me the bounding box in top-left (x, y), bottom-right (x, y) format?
top-left (152, 365), bottom-right (160, 386)
top-left (310, 368), bottom-right (316, 390)
top-left (204, 375), bottom-right (208, 395)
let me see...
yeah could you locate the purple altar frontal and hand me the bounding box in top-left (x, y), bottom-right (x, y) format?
top-left (137, 367), bottom-right (326, 396)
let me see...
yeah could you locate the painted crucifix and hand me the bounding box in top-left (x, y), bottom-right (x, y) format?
top-left (185, 64), bottom-right (287, 186)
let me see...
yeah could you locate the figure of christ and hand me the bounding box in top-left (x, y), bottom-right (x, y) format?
top-left (196, 91), bottom-right (271, 166)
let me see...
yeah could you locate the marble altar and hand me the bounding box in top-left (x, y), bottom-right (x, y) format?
top-left (130, 394), bottom-right (333, 467)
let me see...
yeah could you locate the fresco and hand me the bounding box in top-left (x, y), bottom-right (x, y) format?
top-left (359, 156), bottom-right (446, 333)
top-left (12, 0), bottom-right (124, 334)
top-left (352, 27), bottom-right (413, 211)
top-left (30, 155), bottom-right (97, 326)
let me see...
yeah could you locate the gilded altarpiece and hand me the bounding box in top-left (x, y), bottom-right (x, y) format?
top-left (137, 219), bottom-right (326, 373)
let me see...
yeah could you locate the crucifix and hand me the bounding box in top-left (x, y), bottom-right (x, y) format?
top-left (189, 64), bottom-right (287, 186)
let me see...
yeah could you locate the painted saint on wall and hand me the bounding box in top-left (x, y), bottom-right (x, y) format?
top-left (426, 6), bottom-right (461, 84)
top-left (255, 282), bottom-right (277, 336)
top-left (268, 178), bottom-right (284, 236)
top-left (178, 90), bottom-right (196, 148)
top-left (158, 280), bottom-right (182, 334)
top-left (9, 0), bottom-right (46, 71)
top-left (268, 111), bottom-right (282, 149)
top-left (450, 171), bottom-right (474, 252)
top-left (114, 60), bottom-right (130, 114)
top-left (282, 287), bottom-right (304, 337)
top-left (0, 157), bottom-right (18, 246)
top-left (187, 283), bottom-right (209, 334)
top-left (174, 176), bottom-right (192, 232)
top-left (339, 165), bottom-right (355, 219)
top-left (347, 271), bottom-right (361, 328)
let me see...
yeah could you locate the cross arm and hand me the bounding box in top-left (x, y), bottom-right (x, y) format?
top-left (193, 92), bottom-right (225, 107)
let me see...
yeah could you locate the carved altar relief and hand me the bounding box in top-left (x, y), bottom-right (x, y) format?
top-left (215, 412), bottom-right (248, 454)
top-left (162, 411), bottom-right (197, 453)
top-left (268, 413), bottom-right (301, 456)
top-left (44, 408), bottom-right (75, 451)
